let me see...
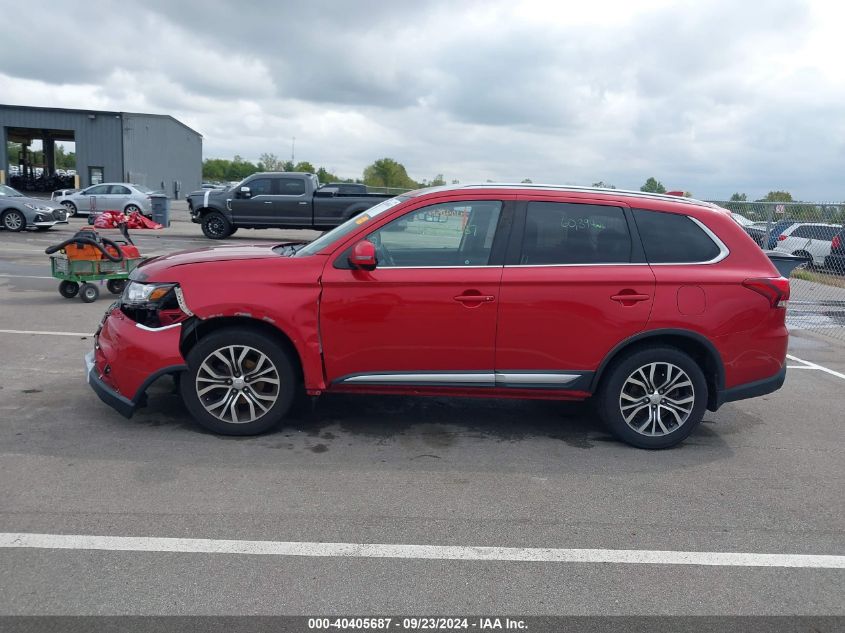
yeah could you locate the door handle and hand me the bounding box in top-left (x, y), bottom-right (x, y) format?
top-left (299, 201), bottom-right (308, 205)
top-left (611, 292), bottom-right (650, 305)
top-left (264, 201), bottom-right (273, 204)
top-left (454, 294), bottom-right (495, 303)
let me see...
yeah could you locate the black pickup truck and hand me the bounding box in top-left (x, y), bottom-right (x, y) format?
top-left (187, 172), bottom-right (395, 239)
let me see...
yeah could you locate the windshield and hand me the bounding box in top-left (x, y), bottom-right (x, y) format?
top-left (0, 184), bottom-right (23, 197)
top-left (295, 195), bottom-right (409, 256)
top-left (134, 184), bottom-right (156, 194)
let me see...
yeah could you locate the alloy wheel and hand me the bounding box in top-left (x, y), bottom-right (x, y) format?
top-left (3, 211), bottom-right (23, 231)
top-left (195, 345), bottom-right (281, 424)
top-left (619, 362), bottom-right (695, 436)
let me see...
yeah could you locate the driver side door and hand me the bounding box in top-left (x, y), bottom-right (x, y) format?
top-left (319, 196), bottom-right (514, 388)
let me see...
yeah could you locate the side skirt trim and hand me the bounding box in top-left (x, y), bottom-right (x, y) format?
top-left (333, 370), bottom-right (593, 391)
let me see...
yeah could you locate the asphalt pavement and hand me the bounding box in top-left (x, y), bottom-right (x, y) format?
top-left (0, 214), bottom-right (842, 616)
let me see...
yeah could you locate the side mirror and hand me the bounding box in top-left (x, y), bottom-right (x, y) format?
top-left (349, 240), bottom-right (377, 270)
top-left (238, 186), bottom-right (251, 199)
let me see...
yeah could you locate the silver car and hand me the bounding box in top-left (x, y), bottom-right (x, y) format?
top-left (0, 184), bottom-right (69, 232)
top-left (55, 182), bottom-right (160, 217)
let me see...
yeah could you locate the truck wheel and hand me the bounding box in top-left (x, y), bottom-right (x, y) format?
top-left (180, 327), bottom-right (298, 435)
top-left (595, 346), bottom-right (707, 449)
top-left (201, 212), bottom-right (233, 239)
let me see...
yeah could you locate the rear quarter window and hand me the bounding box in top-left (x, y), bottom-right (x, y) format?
top-left (633, 209), bottom-right (721, 263)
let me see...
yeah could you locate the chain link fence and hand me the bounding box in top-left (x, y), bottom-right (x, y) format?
top-left (707, 201), bottom-right (845, 342)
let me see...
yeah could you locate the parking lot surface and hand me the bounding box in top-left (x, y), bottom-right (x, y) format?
top-left (0, 216), bottom-right (843, 615)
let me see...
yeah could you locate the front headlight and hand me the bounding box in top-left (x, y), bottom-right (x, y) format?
top-left (123, 281), bottom-right (177, 304)
top-left (24, 203), bottom-right (51, 212)
top-left (120, 282), bottom-right (190, 329)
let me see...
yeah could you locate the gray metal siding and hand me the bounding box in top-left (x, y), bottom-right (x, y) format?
top-left (122, 114), bottom-right (202, 197)
top-left (0, 105), bottom-right (124, 187)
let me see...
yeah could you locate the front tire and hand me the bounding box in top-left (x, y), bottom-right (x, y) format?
top-left (2, 210), bottom-right (25, 232)
top-left (596, 347), bottom-right (707, 449)
top-left (125, 204), bottom-right (141, 215)
top-left (201, 212), bottom-right (233, 239)
top-left (180, 327), bottom-right (297, 435)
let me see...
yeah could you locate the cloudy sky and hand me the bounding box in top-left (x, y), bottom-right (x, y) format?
top-left (1, 0), bottom-right (843, 199)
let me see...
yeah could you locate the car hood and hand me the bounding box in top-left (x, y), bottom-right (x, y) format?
top-left (133, 242), bottom-right (301, 279)
top-left (1, 195), bottom-right (61, 210)
top-left (188, 188), bottom-right (230, 199)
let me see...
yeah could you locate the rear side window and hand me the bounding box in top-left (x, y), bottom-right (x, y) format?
top-left (521, 202), bottom-right (631, 264)
top-left (633, 209), bottom-right (721, 263)
top-left (278, 178), bottom-right (306, 195)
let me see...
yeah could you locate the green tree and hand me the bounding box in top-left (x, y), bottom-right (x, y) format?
top-left (758, 191), bottom-right (794, 202)
top-left (293, 161), bottom-right (316, 173)
top-left (729, 192), bottom-right (747, 201)
top-left (591, 181), bottom-right (616, 189)
top-left (640, 177), bottom-right (666, 194)
top-left (317, 167), bottom-right (343, 184)
top-left (56, 146), bottom-right (76, 170)
top-left (362, 158), bottom-right (418, 189)
top-left (429, 174), bottom-right (446, 186)
top-left (258, 152), bottom-right (284, 172)
top-left (521, 178), bottom-right (533, 183)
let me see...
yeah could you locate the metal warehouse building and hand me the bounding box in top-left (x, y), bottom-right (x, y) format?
top-left (0, 104), bottom-right (202, 196)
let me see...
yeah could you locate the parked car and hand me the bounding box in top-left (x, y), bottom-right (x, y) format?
top-left (54, 183), bottom-right (163, 217)
top-left (823, 227), bottom-right (845, 274)
top-left (773, 222), bottom-right (840, 268)
top-left (186, 172), bottom-right (395, 238)
top-left (763, 219), bottom-right (799, 249)
top-left (87, 184), bottom-right (790, 449)
top-left (0, 184), bottom-right (68, 231)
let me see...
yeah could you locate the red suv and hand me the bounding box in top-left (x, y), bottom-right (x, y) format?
top-left (86, 185), bottom-right (790, 448)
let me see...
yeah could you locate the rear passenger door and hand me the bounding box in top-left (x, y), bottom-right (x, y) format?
top-left (494, 197), bottom-right (655, 389)
top-left (108, 185), bottom-right (132, 211)
top-left (270, 177), bottom-right (310, 225)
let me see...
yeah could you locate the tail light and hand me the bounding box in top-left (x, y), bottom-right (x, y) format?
top-left (833, 235), bottom-right (841, 250)
top-left (743, 277), bottom-right (790, 308)
top-left (777, 234), bottom-right (787, 241)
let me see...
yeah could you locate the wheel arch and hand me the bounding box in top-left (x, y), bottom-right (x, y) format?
top-left (590, 329), bottom-right (725, 411)
top-left (180, 316), bottom-right (305, 384)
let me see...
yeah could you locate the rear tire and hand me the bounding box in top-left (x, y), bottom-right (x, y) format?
top-left (595, 346), bottom-right (707, 449)
top-left (59, 280), bottom-right (79, 298)
top-left (62, 201), bottom-right (77, 217)
top-left (201, 212), bottom-right (233, 239)
top-left (180, 327), bottom-right (297, 435)
top-left (79, 283), bottom-right (99, 303)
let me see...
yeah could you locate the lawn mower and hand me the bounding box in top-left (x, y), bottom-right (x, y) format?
top-left (45, 222), bottom-right (143, 303)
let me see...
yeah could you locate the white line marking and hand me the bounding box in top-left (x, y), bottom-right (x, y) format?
top-left (0, 533), bottom-right (842, 569)
top-left (0, 329), bottom-right (92, 337)
top-left (786, 354), bottom-right (845, 381)
top-left (786, 365), bottom-right (817, 369)
top-left (0, 273), bottom-right (54, 280)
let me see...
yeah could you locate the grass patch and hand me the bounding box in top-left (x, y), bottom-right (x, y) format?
top-left (792, 269), bottom-right (845, 289)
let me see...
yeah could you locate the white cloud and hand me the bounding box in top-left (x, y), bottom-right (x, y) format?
top-left (0, 0), bottom-right (843, 199)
